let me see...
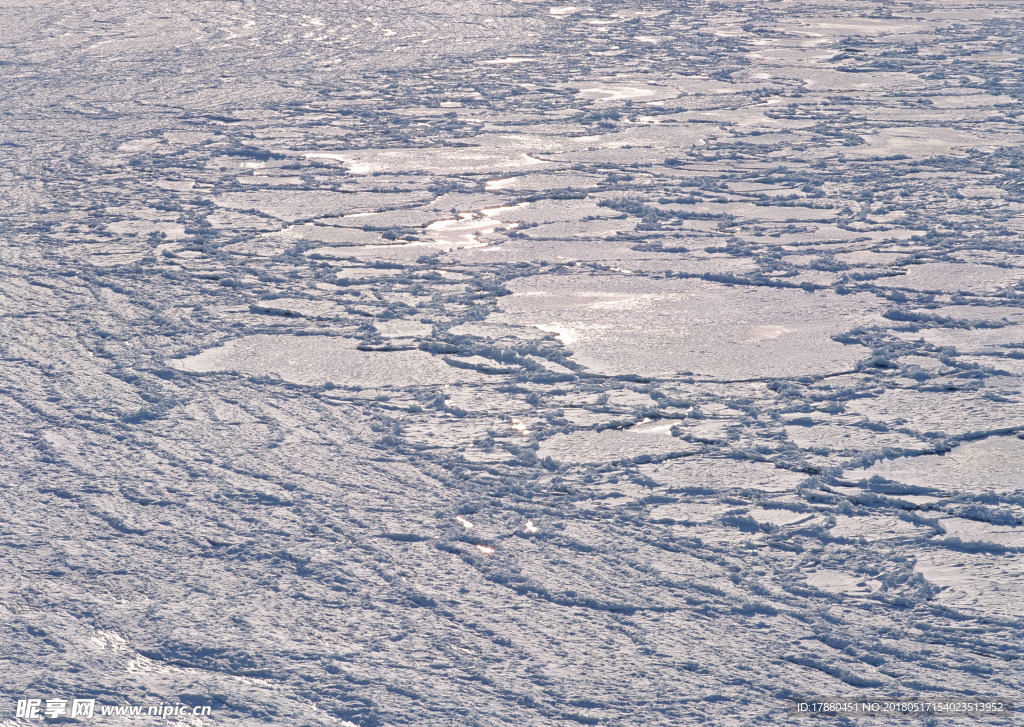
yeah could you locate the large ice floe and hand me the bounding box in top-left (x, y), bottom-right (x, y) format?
top-left (173, 334), bottom-right (481, 387)
top-left (495, 274), bottom-right (885, 379)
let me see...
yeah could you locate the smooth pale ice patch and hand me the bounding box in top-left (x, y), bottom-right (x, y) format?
top-left (213, 189), bottom-right (431, 222)
top-left (804, 569), bottom-right (880, 596)
top-left (171, 334), bottom-right (478, 387)
top-left (893, 323), bottom-right (1024, 354)
top-left (891, 262), bottom-right (1024, 293)
top-left (841, 127), bottom-right (1013, 159)
top-left (650, 502), bottom-right (731, 525)
top-left (484, 171), bottom-right (602, 192)
top-left (481, 56), bottom-right (536, 65)
top-left (629, 418), bottom-right (684, 435)
top-left (784, 416), bottom-right (924, 453)
top-left (423, 204), bottom-right (526, 248)
top-left (639, 457), bottom-right (806, 493)
top-left (533, 323), bottom-right (577, 346)
top-left (426, 214), bottom-right (502, 248)
top-left (748, 507), bottom-right (817, 527)
top-left (846, 390), bottom-right (1024, 437)
top-left (939, 517), bottom-right (1024, 550)
top-left (538, 429), bottom-right (698, 465)
top-left (305, 147), bottom-right (549, 176)
top-left (496, 274), bottom-right (883, 379)
top-left (830, 514), bottom-right (932, 543)
top-left (914, 550), bottom-right (1024, 618)
top-left (576, 86), bottom-right (658, 102)
top-left (374, 320), bottom-right (434, 339)
top-left (108, 220), bottom-right (186, 239)
top-left (854, 436), bottom-right (1024, 495)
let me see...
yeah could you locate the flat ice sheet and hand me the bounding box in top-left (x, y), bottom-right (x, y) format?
top-left (495, 274), bottom-right (884, 379)
top-left (172, 334), bottom-right (479, 387)
top-left (854, 436), bottom-right (1024, 495)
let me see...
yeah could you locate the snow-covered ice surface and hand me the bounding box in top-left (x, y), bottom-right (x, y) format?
top-left (2, 0), bottom-right (1024, 724)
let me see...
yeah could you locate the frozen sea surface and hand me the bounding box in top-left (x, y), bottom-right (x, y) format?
top-left (173, 334), bottom-right (480, 388)
top-left (2, 0), bottom-right (1024, 724)
top-left (496, 274), bottom-right (885, 379)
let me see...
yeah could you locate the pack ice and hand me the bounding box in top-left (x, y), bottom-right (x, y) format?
top-left (2, 0), bottom-right (1022, 724)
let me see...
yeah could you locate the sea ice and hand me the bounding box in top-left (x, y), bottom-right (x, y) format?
top-left (172, 334), bottom-right (481, 387)
top-left (495, 274), bottom-right (886, 379)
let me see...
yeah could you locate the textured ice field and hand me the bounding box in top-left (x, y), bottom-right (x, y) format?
top-left (2, 0), bottom-right (1024, 724)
